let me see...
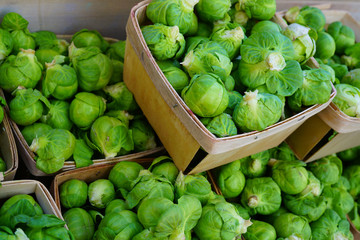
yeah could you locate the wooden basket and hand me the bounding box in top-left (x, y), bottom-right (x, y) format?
top-left (123, 0), bottom-right (335, 174)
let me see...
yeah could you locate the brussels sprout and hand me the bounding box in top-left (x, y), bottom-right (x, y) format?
top-left (103, 82), bottom-right (138, 111)
top-left (181, 73), bottom-right (229, 117)
top-left (0, 49), bottom-right (43, 92)
top-left (128, 118), bottom-right (157, 152)
top-left (327, 21), bottom-right (355, 55)
top-left (232, 90), bottom-right (283, 132)
top-left (21, 123), bottom-right (52, 146)
top-left (251, 20), bottom-right (281, 35)
top-left (315, 32), bottom-right (336, 60)
top-left (1, 13), bottom-right (35, 54)
top-left (240, 177), bottom-right (281, 215)
top-left (105, 110), bottom-right (134, 129)
top-left (332, 83), bottom-right (360, 117)
top-left (181, 41), bottom-right (232, 80)
top-left (42, 60), bottom-right (78, 100)
top-left (0, 28), bottom-right (13, 62)
top-left (93, 210), bottom-right (143, 240)
top-left (342, 43), bottom-right (360, 70)
top-left (239, 150), bottom-right (270, 178)
top-left (273, 213), bottom-right (311, 240)
top-left (320, 64), bottom-right (336, 84)
top-left (225, 90), bottom-right (242, 114)
top-left (69, 92), bottom-right (106, 130)
top-left (195, 0), bottom-right (231, 22)
top-left (300, 171), bottom-right (323, 197)
top-left (285, 6), bottom-right (326, 32)
top-left (310, 209), bottom-right (354, 240)
top-left (228, 5), bottom-right (249, 27)
top-left (108, 161), bottom-right (144, 195)
top-left (63, 208), bottom-right (95, 240)
top-left (184, 36), bottom-right (209, 55)
top-left (349, 202), bottom-right (360, 231)
top-left (338, 146), bottom-right (360, 161)
top-left (269, 142), bottom-right (299, 161)
top-left (333, 176), bottom-right (351, 191)
top-left (72, 29), bottom-right (109, 52)
top-left (35, 48), bottom-right (61, 67)
top-left (108, 59), bottom-right (124, 84)
top-left (288, 68), bottom-right (332, 113)
top-left (342, 69), bottom-right (360, 89)
top-left (33, 30), bottom-right (69, 55)
top-left (69, 43), bottom-right (113, 91)
top-left (146, 0), bottom-right (199, 35)
top-left (175, 171), bottom-right (213, 205)
top-left (9, 88), bottom-right (49, 126)
top-left (60, 179), bottom-right (88, 209)
top-left (40, 100), bottom-right (72, 130)
top-left (202, 113), bottom-right (237, 138)
top-left (243, 220), bottom-right (276, 240)
top-left (232, 203), bottom-right (251, 220)
top-left (126, 170), bottom-right (174, 209)
top-left (29, 129), bottom-right (76, 174)
top-left (344, 165), bottom-right (360, 198)
top-left (90, 116), bottom-right (134, 158)
top-left (105, 199), bottom-right (129, 215)
top-left (0, 226), bottom-right (28, 239)
top-left (0, 158), bottom-right (6, 172)
top-left (329, 62), bottom-right (349, 81)
top-left (283, 23), bottom-right (316, 64)
top-left (106, 40), bottom-right (126, 61)
top-left (216, 160), bottom-right (245, 198)
top-left (148, 156), bottom-right (179, 184)
top-left (238, 0), bottom-right (276, 20)
top-left (88, 179), bottom-right (115, 209)
top-left (195, 22), bottom-right (212, 37)
top-left (210, 22), bottom-right (245, 59)
top-left (142, 23), bottom-right (185, 60)
top-left (157, 60), bottom-right (189, 93)
top-left (308, 155), bottom-right (342, 186)
top-left (271, 160), bottom-right (308, 195)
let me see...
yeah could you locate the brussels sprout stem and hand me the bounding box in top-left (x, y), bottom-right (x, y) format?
top-left (243, 90), bottom-right (259, 109)
top-left (250, 159), bottom-right (262, 172)
top-left (29, 137), bottom-right (47, 152)
top-left (248, 195), bottom-right (258, 207)
top-left (45, 59), bottom-right (56, 69)
top-left (266, 52), bottom-right (286, 71)
top-left (20, 48), bottom-right (35, 55)
top-left (223, 27), bottom-right (245, 41)
top-left (285, 6), bottom-right (300, 24)
top-left (267, 158), bottom-right (278, 167)
top-left (180, 0), bottom-right (199, 13)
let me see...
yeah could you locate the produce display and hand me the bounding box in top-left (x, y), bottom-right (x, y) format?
top-left (57, 156), bottom-right (252, 240)
top-left (0, 12), bottom-right (159, 174)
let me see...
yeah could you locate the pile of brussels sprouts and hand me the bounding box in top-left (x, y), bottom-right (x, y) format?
top-left (0, 12), bottom-right (159, 174)
top-left (0, 194), bottom-right (74, 239)
top-left (214, 142), bottom-right (355, 240)
top-left (58, 156), bottom-right (252, 240)
top-left (285, 6), bottom-right (360, 118)
top-left (140, 0), bottom-right (334, 137)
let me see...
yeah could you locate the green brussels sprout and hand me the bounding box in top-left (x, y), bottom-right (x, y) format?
top-left (69, 92), bottom-right (106, 130)
top-left (232, 203), bottom-right (251, 220)
top-left (342, 43), bottom-right (360, 70)
top-left (108, 59), bottom-right (124, 84)
top-left (35, 48), bottom-right (61, 67)
top-left (261, 207), bottom-right (289, 225)
top-left (240, 177), bottom-right (282, 215)
top-left (320, 64), bottom-right (336, 84)
top-left (232, 90), bottom-right (283, 132)
top-left (0, 49), bottom-right (43, 92)
top-left (157, 60), bottom-right (189, 93)
top-left (186, 12), bottom-right (199, 36)
top-left (333, 176), bottom-right (351, 191)
top-left (29, 129), bottom-right (76, 174)
top-left (103, 82), bottom-right (138, 111)
top-left (288, 68), bottom-right (332, 113)
top-left (315, 32), bottom-right (336, 60)
top-left (72, 29), bottom-right (109, 52)
top-left (9, 88), bottom-right (49, 126)
top-left (195, 22), bottom-right (212, 37)
top-left (238, 0), bottom-right (276, 20)
top-left (202, 113), bottom-right (237, 138)
top-left (69, 43), bottom-right (113, 91)
top-left (181, 41), bottom-right (232, 80)
top-left (273, 213), bottom-right (312, 240)
top-left (0, 28), bottom-right (13, 62)
top-left (126, 170), bottom-right (174, 209)
top-left (130, 118), bottom-right (157, 152)
top-left (269, 142), bottom-right (299, 161)
top-left (283, 23), bottom-right (316, 64)
top-left (239, 150), bottom-right (270, 178)
top-left (88, 179), bottom-right (116, 209)
top-left (0, 157), bottom-right (6, 172)
top-left (105, 199), bottom-right (129, 215)
top-left (216, 160), bottom-right (245, 198)
top-left (327, 21), bottom-right (355, 55)
top-left (175, 171), bottom-right (213, 205)
top-left (21, 123), bottom-right (52, 146)
top-left (349, 202), bottom-right (360, 231)
top-left (285, 6), bottom-right (326, 32)
top-left (194, 196), bottom-right (252, 240)
top-left (105, 110), bottom-right (134, 128)
top-left (308, 155), bottom-right (342, 186)
top-left (210, 22), bottom-right (245, 59)
top-left (63, 208), bottom-right (95, 240)
top-left (90, 116), bottom-right (134, 158)
top-left (195, 0), bottom-right (231, 22)
top-left (108, 161), bottom-right (144, 195)
top-left (225, 90), bottom-right (242, 114)
top-left (1, 12), bottom-right (35, 54)
top-left (33, 30), bottom-right (69, 55)
top-left (228, 5), bottom-right (249, 27)
top-left (40, 100), bottom-right (72, 130)
top-left (148, 156), bottom-right (179, 184)
top-left (344, 165), bottom-right (360, 198)
top-left (0, 226), bottom-right (28, 239)
top-left (329, 62), bottom-right (349, 81)
top-left (342, 69), bottom-right (360, 89)
top-left (146, 0), bottom-right (199, 35)
top-left (42, 59), bottom-right (78, 100)
top-left (332, 83), bottom-right (360, 117)
top-left (271, 160), bottom-right (308, 195)
top-left (93, 210), bottom-right (143, 240)
top-left (251, 20), bottom-right (281, 35)
top-left (142, 23), bottom-right (185, 60)
top-left (338, 146), bottom-right (360, 161)
top-left (243, 220), bottom-right (276, 240)
top-left (310, 209), bottom-right (354, 240)
top-left (60, 179), bottom-right (88, 209)
top-left (224, 75), bottom-right (235, 91)
top-left (106, 40), bottom-right (126, 61)
top-left (300, 171), bottom-right (323, 197)
top-left (181, 73), bottom-right (229, 118)
top-left (184, 36), bottom-right (209, 55)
